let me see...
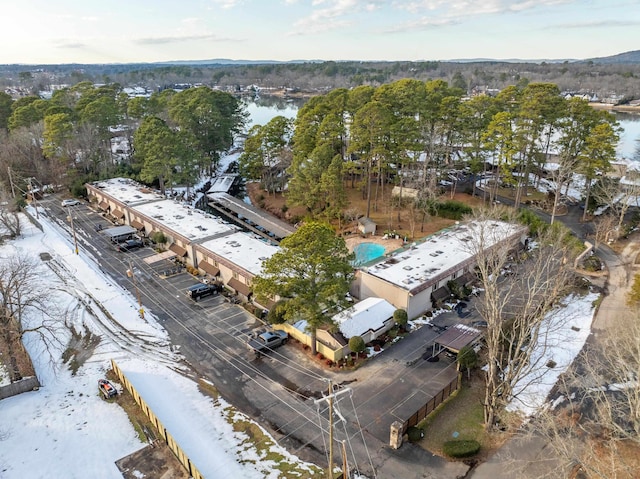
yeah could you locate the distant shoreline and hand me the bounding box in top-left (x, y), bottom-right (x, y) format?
top-left (590, 103), bottom-right (640, 114)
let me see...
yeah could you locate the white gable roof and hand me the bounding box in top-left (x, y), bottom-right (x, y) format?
top-left (333, 297), bottom-right (396, 339)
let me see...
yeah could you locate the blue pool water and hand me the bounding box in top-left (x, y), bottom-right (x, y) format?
top-left (353, 242), bottom-right (385, 265)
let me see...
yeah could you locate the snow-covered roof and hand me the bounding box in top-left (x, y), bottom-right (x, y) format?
top-left (207, 174), bottom-right (238, 193)
top-left (132, 200), bottom-right (237, 241)
top-left (333, 297), bottom-right (395, 339)
top-left (362, 220), bottom-right (525, 291)
top-left (199, 231), bottom-right (278, 275)
top-left (92, 177), bottom-right (164, 205)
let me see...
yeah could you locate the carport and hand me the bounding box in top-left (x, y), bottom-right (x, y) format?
top-left (430, 323), bottom-right (482, 357)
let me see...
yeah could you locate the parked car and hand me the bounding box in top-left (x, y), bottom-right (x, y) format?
top-left (115, 239), bottom-right (144, 252)
top-left (61, 199), bottom-right (80, 207)
top-left (98, 379), bottom-right (117, 399)
top-left (248, 330), bottom-right (288, 355)
top-left (472, 320), bottom-right (488, 328)
top-left (187, 283), bottom-right (220, 301)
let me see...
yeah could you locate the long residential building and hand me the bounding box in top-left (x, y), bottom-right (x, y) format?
top-left (352, 220), bottom-right (528, 319)
top-left (85, 178), bottom-right (280, 300)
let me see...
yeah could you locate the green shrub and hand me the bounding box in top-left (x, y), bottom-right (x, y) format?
top-left (443, 439), bottom-right (480, 458)
top-left (393, 309), bottom-right (408, 328)
top-left (348, 335), bottom-right (366, 354)
top-left (407, 426), bottom-right (423, 442)
top-left (266, 300), bottom-right (288, 324)
top-left (434, 200), bottom-right (472, 220)
top-left (150, 231), bottom-right (167, 244)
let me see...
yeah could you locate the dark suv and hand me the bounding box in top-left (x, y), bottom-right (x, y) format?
top-left (115, 239), bottom-right (144, 252)
top-left (187, 283), bottom-right (220, 301)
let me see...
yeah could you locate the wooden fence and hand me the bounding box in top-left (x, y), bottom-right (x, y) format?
top-left (401, 374), bottom-right (460, 435)
top-left (0, 377), bottom-right (40, 400)
top-left (110, 359), bottom-right (205, 479)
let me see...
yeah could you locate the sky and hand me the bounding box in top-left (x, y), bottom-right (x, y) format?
top-left (2, 0), bottom-right (640, 64)
top-left (0, 177), bottom-right (597, 476)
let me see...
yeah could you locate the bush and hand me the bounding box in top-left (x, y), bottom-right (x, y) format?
top-left (266, 300), bottom-right (288, 324)
top-left (150, 231), bottom-right (167, 244)
top-left (434, 200), bottom-right (472, 220)
top-left (443, 440), bottom-right (481, 458)
top-left (326, 359), bottom-right (333, 367)
top-left (393, 309), bottom-right (408, 328)
top-left (317, 353), bottom-right (324, 360)
top-left (407, 426), bottom-right (423, 442)
top-left (348, 335), bottom-right (366, 354)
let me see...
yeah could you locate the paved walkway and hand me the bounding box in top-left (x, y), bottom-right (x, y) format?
top-left (471, 238), bottom-right (639, 478)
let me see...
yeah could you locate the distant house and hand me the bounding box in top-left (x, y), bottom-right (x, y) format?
top-left (357, 217), bottom-right (376, 235)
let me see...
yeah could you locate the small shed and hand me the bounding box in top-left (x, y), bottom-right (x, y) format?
top-left (357, 217), bottom-right (376, 235)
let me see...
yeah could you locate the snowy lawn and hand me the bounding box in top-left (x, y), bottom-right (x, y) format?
top-left (0, 210), bottom-right (322, 479)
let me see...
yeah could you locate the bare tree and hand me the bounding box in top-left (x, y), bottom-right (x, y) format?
top-left (530, 310), bottom-right (640, 479)
top-left (592, 175), bottom-right (640, 236)
top-left (466, 209), bottom-right (576, 430)
top-left (0, 252), bottom-right (65, 372)
top-left (548, 155), bottom-right (579, 225)
top-left (0, 187), bottom-right (22, 239)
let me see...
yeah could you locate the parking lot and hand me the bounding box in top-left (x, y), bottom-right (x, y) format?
top-left (40, 195), bottom-right (475, 475)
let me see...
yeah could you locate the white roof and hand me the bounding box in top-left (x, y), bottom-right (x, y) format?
top-left (362, 220), bottom-right (525, 290)
top-left (132, 200), bottom-right (237, 241)
top-left (332, 297), bottom-right (396, 339)
top-left (199, 231), bottom-right (278, 275)
top-left (92, 177), bottom-right (164, 205)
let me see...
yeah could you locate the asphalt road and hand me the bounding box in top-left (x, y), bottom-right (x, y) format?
top-left (41, 196), bottom-right (469, 478)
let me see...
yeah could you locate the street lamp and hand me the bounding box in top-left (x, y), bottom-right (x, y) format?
top-left (126, 261), bottom-right (145, 319)
top-left (67, 213), bottom-right (79, 255)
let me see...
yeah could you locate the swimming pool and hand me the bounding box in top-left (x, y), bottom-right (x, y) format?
top-left (353, 242), bottom-right (385, 266)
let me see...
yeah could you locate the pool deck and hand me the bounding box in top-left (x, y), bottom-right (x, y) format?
top-left (345, 234), bottom-right (404, 256)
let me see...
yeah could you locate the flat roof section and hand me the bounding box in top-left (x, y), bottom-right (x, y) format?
top-left (91, 177), bottom-right (164, 206)
top-left (199, 231), bottom-right (278, 276)
top-left (132, 199), bottom-right (238, 241)
top-left (362, 220), bottom-right (525, 291)
top-left (208, 193), bottom-right (296, 241)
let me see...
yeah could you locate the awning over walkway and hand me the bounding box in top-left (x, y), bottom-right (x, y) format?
top-left (454, 271), bottom-right (476, 287)
top-left (169, 243), bottom-right (187, 257)
top-left (98, 201), bottom-right (109, 211)
top-left (431, 286), bottom-right (451, 303)
top-left (143, 250), bottom-right (177, 264)
top-left (130, 220), bottom-right (145, 231)
top-left (112, 209), bottom-right (125, 219)
top-left (228, 278), bottom-right (251, 297)
top-left (198, 261), bottom-right (220, 277)
top-left (435, 324), bottom-right (482, 354)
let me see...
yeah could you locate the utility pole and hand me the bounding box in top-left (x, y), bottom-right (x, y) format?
top-left (28, 178), bottom-right (39, 219)
top-left (341, 440), bottom-right (349, 479)
top-left (127, 261), bottom-right (145, 319)
top-left (328, 381), bottom-right (334, 479)
top-left (67, 212), bottom-right (79, 254)
top-left (7, 167), bottom-right (16, 199)
top-left (314, 383), bottom-right (353, 479)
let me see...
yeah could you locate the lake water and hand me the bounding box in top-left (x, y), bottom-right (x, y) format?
top-left (243, 99), bottom-right (640, 160)
top-left (615, 112), bottom-right (640, 159)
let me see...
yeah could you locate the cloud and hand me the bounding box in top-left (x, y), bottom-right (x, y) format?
top-left (210, 0), bottom-right (242, 8)
top-left (398, 0), bottom-right (574, 16)
top-left (289, 0), bottom-right (381, 35)
top-left (135, 33), bottom-right (239, 45)
top-left (383, 16), bottom-right (457, 33)
top-left (54, 42), bottom-right (87, 50)
top-left (550, 19), bottom-right (640, 29)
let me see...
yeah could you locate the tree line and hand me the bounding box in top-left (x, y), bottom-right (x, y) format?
top-left (240, 79), bottom-right (620, 231)
top-left (0, 83), bottom-right (245, 196)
